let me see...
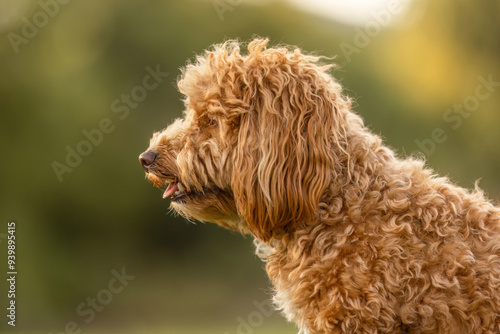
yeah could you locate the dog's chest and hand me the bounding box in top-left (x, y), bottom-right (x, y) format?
top-left (254, 240), bottom-right (311, 331)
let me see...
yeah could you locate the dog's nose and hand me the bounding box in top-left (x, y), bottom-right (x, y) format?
top-left (139, 151), bottom-right (158, 170)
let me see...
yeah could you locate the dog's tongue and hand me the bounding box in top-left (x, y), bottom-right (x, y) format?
top-left (163, 182), bottom-right (179, 199)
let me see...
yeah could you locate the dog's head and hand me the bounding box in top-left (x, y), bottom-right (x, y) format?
top-left (139, 38), bottom-right (351, 241)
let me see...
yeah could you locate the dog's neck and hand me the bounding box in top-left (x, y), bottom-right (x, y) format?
top-left (253, 126), bottom-right (402, 255)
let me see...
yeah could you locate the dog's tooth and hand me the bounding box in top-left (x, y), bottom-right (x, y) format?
top-left (174, 191), bottom-right (180, 195)
top-left (178, 183), bottom-right (185, 192)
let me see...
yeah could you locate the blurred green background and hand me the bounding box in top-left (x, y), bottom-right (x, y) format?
top-left (0, 0), bottom-right (499, 333)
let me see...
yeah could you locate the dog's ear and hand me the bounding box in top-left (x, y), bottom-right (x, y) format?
top-left (232, 40), bottom-right (349, 241)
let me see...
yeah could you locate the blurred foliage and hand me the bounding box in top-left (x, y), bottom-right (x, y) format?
top-left (0, 0), bottom-right (499, 333)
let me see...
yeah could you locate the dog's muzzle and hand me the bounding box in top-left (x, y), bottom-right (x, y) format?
top-left (139, 150), bottom-right (157, 171)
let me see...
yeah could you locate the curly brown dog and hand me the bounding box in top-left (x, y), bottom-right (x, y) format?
top-left (139, 39), bottom-right (500, 333)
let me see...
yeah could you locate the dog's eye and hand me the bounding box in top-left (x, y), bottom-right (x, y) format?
top-left (199, 114), bottom-right (218, 129)
top-left (208, 118), bottom-right (217, 127)
top-left (201, 116), bottom-right (217, 127)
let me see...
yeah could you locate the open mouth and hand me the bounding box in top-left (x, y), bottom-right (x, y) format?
top-left (160, 180), bottom-right (224, 203)
top-left (162, 181), bottom-right (187, 202)
top-left (146, 170), bottom-right (226, 203)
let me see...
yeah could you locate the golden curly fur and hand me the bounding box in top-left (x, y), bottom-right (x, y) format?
top-left (139, 38), bottom-right (500, 333)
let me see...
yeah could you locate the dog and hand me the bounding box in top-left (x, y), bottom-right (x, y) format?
top-left (139, 39), bottom-right (500, 333)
